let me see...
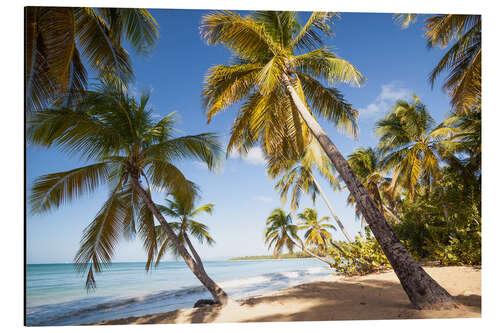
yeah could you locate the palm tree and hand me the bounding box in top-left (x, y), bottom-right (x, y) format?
top-left (394, 14), bottom-right (481, 114)
top-left (154, 192), bottom-right (216, 268)
top-left (264, 208), bottom-right (333, 266)
top-left (201, 10), bottom-right (455, 308)
top-left (441, 106), bottom-right (481, 183)
top-left (376, 96), bottom-right (456, 199)
top-left (347, 147), bottom-right (401, 225)
top-left (270, 140), bottom-right (353, 242)
top-left (297, 208), bottom-right (336, 254)
top-left (28, 82), bottom-right (231, 304)
top-left (25, 7), bottom-right (159, 112)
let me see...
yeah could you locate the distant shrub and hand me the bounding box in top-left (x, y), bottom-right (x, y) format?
top-left (230, 252), bottom-right (312, 260)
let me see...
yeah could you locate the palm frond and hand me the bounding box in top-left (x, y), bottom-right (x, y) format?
top-left (201, 11), bottom-right (279, 61)
top-left (203, 63), bottom-right (261, 121)
top-left (291, 12), bottom-right (337, 51)
top-left (27, 106), bottom-right (123, 161)
top-left (30, 162), bottom-right (112, 214)
top-left (137, 191), bottom-right (157, 272)
top-left (296, 73), bottom-right (358, 138)
top-left (96, 8), bottom-right (159, 54)
top-left (74, 190), bottom-right (126, 290)
top-left (144, 133), bottom-right (223, 171)
top-left (293, 48), bottom-right (365, 87)
top-left (393, 14), bottom-right (418, 29)
top-left (74, 8), bottom-right (134, 87)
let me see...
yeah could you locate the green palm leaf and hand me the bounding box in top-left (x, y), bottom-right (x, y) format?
top-left (30, 162), bottom-right (112, 214)
top-left (74, 189), bottom-right (126, 290)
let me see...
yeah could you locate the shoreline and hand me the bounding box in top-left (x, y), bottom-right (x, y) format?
top-left (93, 265), bottom-right (481, 325)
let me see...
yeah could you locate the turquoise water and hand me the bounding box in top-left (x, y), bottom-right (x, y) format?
top-left (26, 259), bottom-right (332, 326)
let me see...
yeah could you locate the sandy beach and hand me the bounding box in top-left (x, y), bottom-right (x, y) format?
top-left (95, 265), bottom-right (481, 325)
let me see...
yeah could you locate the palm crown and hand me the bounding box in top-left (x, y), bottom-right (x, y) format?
top-left (201, 11), bottom-right (365, 158)
top-left (375, 95), bottom-right (455, 198)
top-left (270, 140), bottom-right (340, 211)
top-left (264, 208), bottom-right (299, 257)
top-left (26, 7), bottom-right (159, 112)
top-left (297, 208), bottom-right (335, 252)
top-left (154, 193), bottom-right (216, 263)
top-left (347, 148), bottom-right (391, 211)
top-left (28, 82), bottom-right (222, 288)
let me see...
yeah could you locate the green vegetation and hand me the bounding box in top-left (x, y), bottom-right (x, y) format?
top-left (230, 252), bottom-right (313, 261)
top-left (263, 98), bottom-right (481, 277)
top-left (328, 229), bottom-right (391, 276)
top-left (298, 208), bottom-right (336, 254)
top-left (154, 191), bottom-right (216, 265)
top-left (394, 14), bottom-right (481, 114)
top-left (25, 8), bottom-right (159, 112)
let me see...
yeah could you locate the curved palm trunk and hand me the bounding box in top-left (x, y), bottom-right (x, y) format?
top-left (291, 239), bottom-right (334, 267)
top-left (130, 177), bottom-right (231, 305)
top-left (310, 174), bottom-right (353, 243)
top-left (283, 75), bottom-right (456, 309)
top-left (383, 206), bottom-right (403, 224)
top-left (183, 232), bottom-right (203, 266)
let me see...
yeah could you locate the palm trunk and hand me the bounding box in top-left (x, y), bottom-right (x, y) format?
top-left (310, 174), bottom-right (353, 242)
top-left (292, 239), bottom-right (334, 267)
top-left (283, 74), bottom-right (456, 309)
top-left (130, 177), bottom-right (231, 305)
top-left (360, 216), bottom-right (366, 239)
top-left (383, 206), bottom-right (403, 224)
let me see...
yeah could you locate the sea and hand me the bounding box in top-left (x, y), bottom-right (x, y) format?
top-left (26, 259), bottom-right (332, 326)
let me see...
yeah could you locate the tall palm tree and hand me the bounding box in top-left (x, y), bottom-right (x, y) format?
top-left (154, 192), bottom-right (216, 268)
top-left (297, 208), bottom-right (335, 254)
top-left (270, 140), bottom-right (353, 242)
top-left (347, 147), bottom-right (401, 224)
top-left (28, 83), bottom-right (230, 304)
top-left (376, 96), bottom-right (456, 199)
top-left (25, 7), bottom-right (159, 112)
top-left (394, 14), bottom-right (481, 114)
top-left (201, 10), bottom-right (455, 308)
top-left (264, 208), bottom-right (333, 266)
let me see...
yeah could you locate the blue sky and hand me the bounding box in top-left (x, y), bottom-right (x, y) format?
top-left (26, 9), bottom-right (453, 264)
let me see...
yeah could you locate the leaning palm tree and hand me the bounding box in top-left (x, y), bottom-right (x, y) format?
top-left (202, 10), bottom-right (455, 308)
top-left (394, 14), bottom-right (481, 114)
top-left (25, 7), bottom-right (159, 112)
top-left (347, 147), bottom-right (401, 225)
top-left (376, 95), bottom-right (456, 199)
top-left (297, 208), bottom-right (336, 255)
top-left (28, 82), bottom-right (230, 304)
top-left (270, 140), bottom-right (353, 242)
top-left (154, 192), bottom-right (216, 267)
top-left (264, 208), bottom-right (333, 266)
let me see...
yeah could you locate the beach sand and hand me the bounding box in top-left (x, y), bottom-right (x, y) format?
top-left (95, 266), bottom-right (481, 325)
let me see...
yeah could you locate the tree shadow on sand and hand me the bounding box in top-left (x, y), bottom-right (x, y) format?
top-left (240, 279), bottom-right (481, 322)
top-left (96, 278), bottom-right (480, 325)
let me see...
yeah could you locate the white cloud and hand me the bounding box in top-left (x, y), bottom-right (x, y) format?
top-left (358, 82), bottom-right (412, 117)
top-left (229, 146), bottom-right (266, 166)
top-left (252, 195), bottom-right (273, 203)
